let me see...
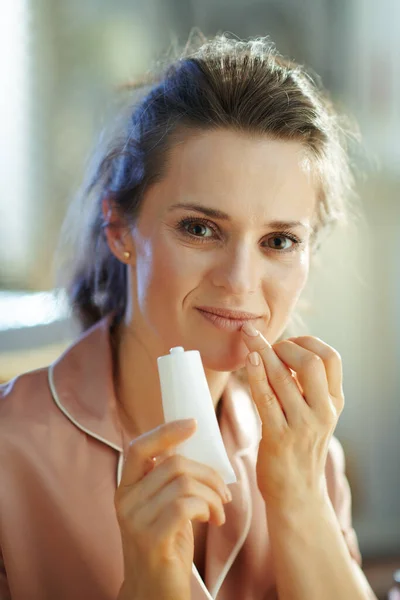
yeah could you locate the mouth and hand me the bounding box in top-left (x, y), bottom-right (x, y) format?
top-left (196, 307), bottom-right (262, 332)
top-left (196, 306), bottom-right (261, 320)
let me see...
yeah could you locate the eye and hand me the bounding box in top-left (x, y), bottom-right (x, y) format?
top-left (175, 217), bottom-right (218, 241)
top-left (265, 235), bottom-right (295, 251)
top-left (174, 217), bottom-right (303, 253)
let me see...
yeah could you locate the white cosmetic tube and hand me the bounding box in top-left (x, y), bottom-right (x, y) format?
top-left (157, 347), bottom-right (237, 485)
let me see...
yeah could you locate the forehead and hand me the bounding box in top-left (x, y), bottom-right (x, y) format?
top-left (148, 129), bottom-right (317, 224)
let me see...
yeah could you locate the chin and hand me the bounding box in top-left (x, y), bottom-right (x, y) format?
top-left (193, 341), bottom-right (248, 373)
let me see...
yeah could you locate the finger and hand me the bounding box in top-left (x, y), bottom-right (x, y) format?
top-left (272, 340), bottom-right (329, 412)
top-left (245, 351), bottom-right (287, 431)
top-left (141, 475), bottom-right (227, 528)
top-left (286, 336), bottom-right (344, 400)
top-left (154, 497), bottom-right (214, 541)
top-left (242, 327), bottom-right (304, 425)
top-left (118, 419), bottom-right (197, 490)
top-left (132, 454), bottom-right (231, 509)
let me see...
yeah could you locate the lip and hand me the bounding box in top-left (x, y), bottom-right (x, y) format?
top-left (196, 307), bottom-right (262, 333)
top-left (196, 306), bottom-right (261, 320)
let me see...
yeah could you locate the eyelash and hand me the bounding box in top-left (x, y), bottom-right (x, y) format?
top-left (174, 216), bottom-right (303, 253)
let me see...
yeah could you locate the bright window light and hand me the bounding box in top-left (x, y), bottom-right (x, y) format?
top-left (0, 0), bottom-right (31, 281)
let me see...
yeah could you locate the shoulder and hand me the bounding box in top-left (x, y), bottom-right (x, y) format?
top-left (0, 367), bottom-right (73, 468)
top-left (0, 367), bottom-right (52, 424)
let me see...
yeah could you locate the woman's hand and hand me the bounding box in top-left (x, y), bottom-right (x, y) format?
top-left (114, 419), bottom-right (232, 600)
top-left (240, 322), bottom-right (344, 510)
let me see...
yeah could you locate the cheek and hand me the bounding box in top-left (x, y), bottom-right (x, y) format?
top-left (136, 239), bottom-right (200, 312)
top-left (155, 244), bottom-right (198, 290)
top-left (266, 254), bottom-right (310, 312)
top-left (287, 256), bottom-right (309, 296)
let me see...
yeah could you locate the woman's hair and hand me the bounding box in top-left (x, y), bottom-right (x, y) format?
top-left (55, 31), bottom-right (361, 381)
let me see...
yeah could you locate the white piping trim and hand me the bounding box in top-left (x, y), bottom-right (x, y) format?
top-left (210, 447), bottom-right (254, 600)
top-left (192, 394), bottom-right (261, 599)
top-left (48, 364), bottom-right (124, 488)
top-left (117, 453), bottom-right (124, 487)
top-left (48, 364), bottom-right (122, 453)
top-left (49, 363), bottom-right (260, 599)
top-left (192, 563), bottom-right (214, 599)
top-left (207, 391), bottom-right (261, 598)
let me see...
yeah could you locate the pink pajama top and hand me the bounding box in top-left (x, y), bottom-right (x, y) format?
top-left (0, 315), bottom-right (369, 599)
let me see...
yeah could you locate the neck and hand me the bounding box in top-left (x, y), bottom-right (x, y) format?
top-left (111, 317), bottom-right (231, 439)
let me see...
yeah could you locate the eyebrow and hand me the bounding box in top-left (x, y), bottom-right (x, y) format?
top-left (167, 202), bottom-right (311, 231)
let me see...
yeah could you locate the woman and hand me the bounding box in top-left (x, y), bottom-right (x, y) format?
top-left (0, 33), bottom-right (377, 599)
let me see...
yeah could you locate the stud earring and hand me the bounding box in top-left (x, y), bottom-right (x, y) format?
top-left (123, 251), bottom-right (131, 259)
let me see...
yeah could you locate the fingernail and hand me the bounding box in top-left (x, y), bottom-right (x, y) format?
top-left (242, 321), bottom-right (259, 337)
top-left (225, 487), bottom-right (232, 502)
top-left (176, 418), bottom-right (197, 429)
top-left (249, 351), bottom-right (260, 366)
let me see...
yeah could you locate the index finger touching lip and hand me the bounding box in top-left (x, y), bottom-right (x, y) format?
top-left (241, 323), bottom-right (272, 349)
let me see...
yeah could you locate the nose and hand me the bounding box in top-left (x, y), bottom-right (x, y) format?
top-left (210, 241), bottom-right (260, 295)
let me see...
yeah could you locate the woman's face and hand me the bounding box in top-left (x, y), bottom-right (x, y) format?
top-left (128, 129), bottom-right (317, 372)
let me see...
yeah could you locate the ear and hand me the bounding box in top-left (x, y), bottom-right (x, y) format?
top-left (101, 197), bottom-right (135, 264)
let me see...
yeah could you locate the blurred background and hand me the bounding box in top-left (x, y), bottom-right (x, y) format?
top-left (0, 0), bottom-right (399, 597)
